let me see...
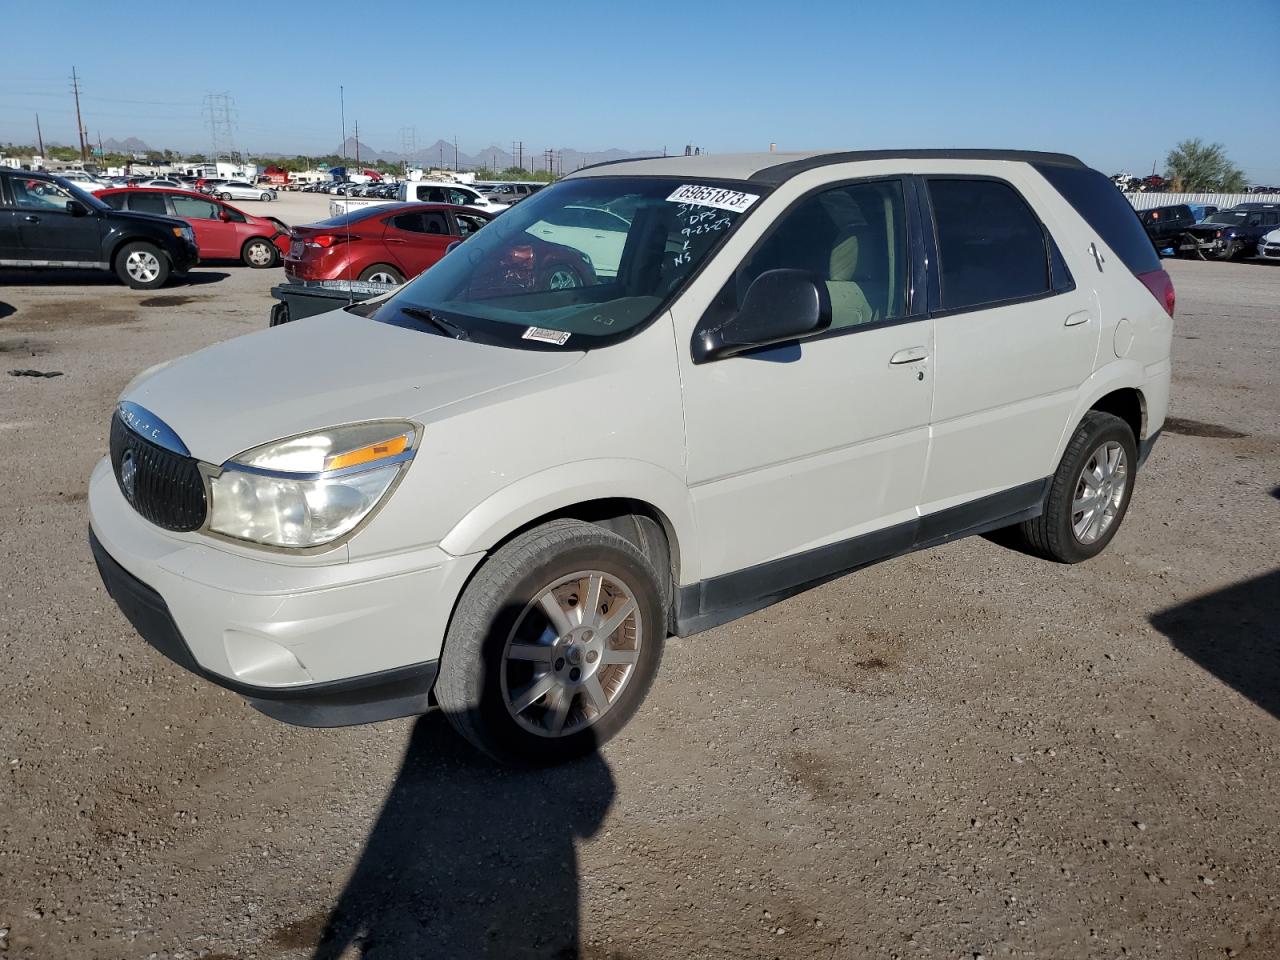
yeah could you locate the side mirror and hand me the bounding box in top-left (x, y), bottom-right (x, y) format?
top-left (66, 199), bottom-right (89, 217)
top-left (445, 239), bottom-right (463, 254)
top-left (220, 211), bottom-right (231, 222)
top-left (695, 269), bottom-right (831, 363)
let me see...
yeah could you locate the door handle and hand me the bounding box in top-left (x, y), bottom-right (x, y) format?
top-left (386, 237), bottom-right (407, 245)
top-left (1088, 242), bottom-right (1105, 271)
top-left (1064, 310), bottom-right (1091, 327)
top-left (889, 346), bottom-right (929, 364)
top-left (23, 215), bottom-right (40, 223)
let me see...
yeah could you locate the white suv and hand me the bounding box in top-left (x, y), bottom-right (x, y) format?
top-left (89, 150), bottom-right (1174, 763)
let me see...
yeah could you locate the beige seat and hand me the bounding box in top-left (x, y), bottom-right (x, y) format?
top-left (826, 228), bottom-right (879, 328)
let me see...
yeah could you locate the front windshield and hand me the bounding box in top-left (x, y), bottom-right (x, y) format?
top-left (1205, 211), bottom-right (1248, 224)
top-left (379, 176), bottom-right (762, 348)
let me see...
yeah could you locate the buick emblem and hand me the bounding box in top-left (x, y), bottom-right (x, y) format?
top-left (120, 450), bottom-right (138, 501)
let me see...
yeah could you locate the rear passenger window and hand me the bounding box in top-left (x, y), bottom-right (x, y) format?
top-left (927, 179), bottom-right (1050, 311)
top-left (128, 192), bottom-right (168, 216)
top-left (101, 193), bottom-right (128, 210)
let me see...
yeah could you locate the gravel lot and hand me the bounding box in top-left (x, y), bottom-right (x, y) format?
top-left (1, 231), bottom-right (1277, 959)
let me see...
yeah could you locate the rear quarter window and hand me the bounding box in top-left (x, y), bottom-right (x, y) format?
top-left (1033, 163), bottom-right (1160, 276)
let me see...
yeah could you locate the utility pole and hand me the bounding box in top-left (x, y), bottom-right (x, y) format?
top-left (35, 113), bottom-right (45, 158)
top-left (354, 119), bottom-right (360, 165)
top-left (71, 66), bottom-right (88, 164)
top-left (97, 131), bottom-right (104, 160)
top-left (517, 140), bottom-right (523, 171)
top-left (453, 136), bottom-right (458, 171)
top-left (339, 85), bottom-right (347, 161)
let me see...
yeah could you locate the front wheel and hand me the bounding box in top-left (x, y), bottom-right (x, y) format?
top-left (219, 192), bottom-right (232, 201)
top-left (1014, 411), bottom-right (1138, 563)
top-left (114, 241), bottom-right (170, 290)
top-left (242, 237), bottom-right (278, 268)
top-left (260, 192), bottom-right (271, 202)
top-left (436, 519), bottom-right (666, 765)
top-left (539, 264), bottom-right (582, 291)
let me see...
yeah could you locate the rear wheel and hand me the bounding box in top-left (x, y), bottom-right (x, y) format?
top-left (1013, 411), bottom-right (1137, 563)
top-left (436, 519), bottom-right (666, 765)
top-left (358, 263), bottom-right (404, 284)
top-left (114, 241), bottom-right (170, 290)
top-left (242, 237), bottom-right (278, 268)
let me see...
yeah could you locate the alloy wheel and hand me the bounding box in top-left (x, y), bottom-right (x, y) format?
top-left (500, 570), bottom-right (643, 738)
top-left (125, 250), bottom-right (161, 284)
top-left (1072, 440), bottom-right (1128, 544)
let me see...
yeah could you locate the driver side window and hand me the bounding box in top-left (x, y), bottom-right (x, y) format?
top-left (734, 180), bottom-right (910, 329)
top-left (12, 179), bottom-right (75, 212)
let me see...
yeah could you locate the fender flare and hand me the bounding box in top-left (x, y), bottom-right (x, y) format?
top-left (439, 458), bottom-right (701, 584)
top-left (1048, 360), bottom-right (1146, 471)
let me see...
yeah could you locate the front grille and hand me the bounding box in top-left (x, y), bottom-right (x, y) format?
top-left (109, 414), bottom-right (207, 532)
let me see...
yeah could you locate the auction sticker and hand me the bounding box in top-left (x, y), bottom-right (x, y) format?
top-left (522, 326), bottom-right (572, 345)
top-left (666, 184), bottom-right (759, 213)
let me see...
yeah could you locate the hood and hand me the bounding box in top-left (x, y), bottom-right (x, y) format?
top-left (108, 209), bottom-right (188, 231)
top-left (122, 308), bottom-right (583, 464)
top-left (1186, 221), bottom-right (1233, 235)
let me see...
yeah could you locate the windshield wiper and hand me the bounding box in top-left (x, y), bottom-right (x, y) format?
top-left (400, 305), bottom-right (470, 341)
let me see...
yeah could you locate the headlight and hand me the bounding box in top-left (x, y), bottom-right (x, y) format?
top-left (208, 421), bottom-right (416, 548)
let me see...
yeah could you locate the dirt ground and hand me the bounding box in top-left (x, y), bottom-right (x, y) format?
top-left (0, 230), bottom-right (1277, 960)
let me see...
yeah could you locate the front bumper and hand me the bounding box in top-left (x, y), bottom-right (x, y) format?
top-left (169, 238), bottom-right (200, 273)
top-left (90, 530), bottom-right (437, 726)
top-left (88, 457), bottom-right (482, 726)
top-left (1179, 234), bottom-right (1225, 254)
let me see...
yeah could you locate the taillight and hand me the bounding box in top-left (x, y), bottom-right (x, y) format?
top-left (303, 234), bottom-right (352, 249)
top-left (1137, 269), bottom-right (1175, 317)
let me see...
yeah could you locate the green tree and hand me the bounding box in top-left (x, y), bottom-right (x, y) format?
top-left (1165, 139), bottom-right (1247, 192)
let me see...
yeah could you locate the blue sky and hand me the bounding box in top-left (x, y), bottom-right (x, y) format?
top-left (4, 0), bottom-right (1278, 180)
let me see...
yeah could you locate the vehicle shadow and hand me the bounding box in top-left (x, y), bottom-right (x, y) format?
top-left (306, 712), bottom-right (615, 960)
top-left (0, 268), bottom-right (230, 288)
top-left (0, 302), bottom-right (14, 320)
top-left (1150, 568), bottom-right (1280, 719)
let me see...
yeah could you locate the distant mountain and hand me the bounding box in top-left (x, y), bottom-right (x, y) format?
top-left (101, 136), bottom-right (153, 154)
top-left (330, 137), bottom-right (661, 173)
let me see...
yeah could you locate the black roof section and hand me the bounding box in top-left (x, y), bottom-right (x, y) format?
top-left (748, 149), bottom-right (1087, 186)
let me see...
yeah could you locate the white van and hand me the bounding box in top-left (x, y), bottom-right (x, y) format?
top-left (90, 150), bottom-right (1174, 763)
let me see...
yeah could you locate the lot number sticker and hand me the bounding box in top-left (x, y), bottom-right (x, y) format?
top-left (522, 326), bottom-right (572, 345)
top-left (666, 184), bottom-right (759, 214)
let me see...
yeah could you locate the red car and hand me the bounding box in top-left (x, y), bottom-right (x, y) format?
top-left (285, 203), bottom-right (493, 285)
top-left (97, 188), bottom-right (288, 268)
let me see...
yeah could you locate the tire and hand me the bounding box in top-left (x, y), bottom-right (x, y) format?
top-left (114, 241), bottom-right (170, 290)
top-left (219, 192), bottom-right (232, 201)
top-left (1014, 411), bottom-right (1138, 563)
top-left (260, 193), bottom-right (271, 202)
top-left (539, 264), bottom-right (582, 291)
top-left (357, 263), bottom-right (404, 284)
top-left (242, 237), bottom-right (278, 269)
top-left (436, 518), bottom-right (666, 765)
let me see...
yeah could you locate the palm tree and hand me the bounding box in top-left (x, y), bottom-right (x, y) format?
top-left (1166, 139), bottom-right (1247, 192)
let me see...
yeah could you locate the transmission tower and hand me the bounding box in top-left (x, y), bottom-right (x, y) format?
top-left (202, 93), bottom-right (237, 163)
top-left (400, 126), bottom-right (417, 156)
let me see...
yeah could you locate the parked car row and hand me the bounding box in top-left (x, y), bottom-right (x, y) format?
top-left (1135, 201), bottom-right (1280, 261)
